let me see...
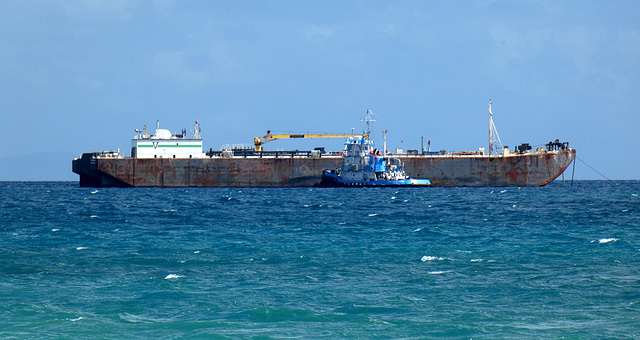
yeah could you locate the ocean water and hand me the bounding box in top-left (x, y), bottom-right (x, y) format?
top-left (1, 181), bottom-right (638, 339)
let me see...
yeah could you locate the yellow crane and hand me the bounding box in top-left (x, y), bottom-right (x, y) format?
top-left (253, 130), bottom-right (364, 152)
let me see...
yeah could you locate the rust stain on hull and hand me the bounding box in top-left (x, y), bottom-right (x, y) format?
top-left (399, 149), bottom-right (576, 187)
top-left (74, 149), bottom-right (576, 187)
top-left (90, 157), bottom-right (345, 187)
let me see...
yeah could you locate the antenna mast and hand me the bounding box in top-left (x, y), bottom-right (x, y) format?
top-left (362, 109), bottom-right (376, 140)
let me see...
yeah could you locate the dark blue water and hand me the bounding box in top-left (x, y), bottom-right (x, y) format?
top-left (1, 181), bottom-right (638, 338)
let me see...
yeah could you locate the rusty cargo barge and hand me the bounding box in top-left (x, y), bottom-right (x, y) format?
top-left (73, 146), bottom-right (575, 187)
top-left (72, 106), bottom-right (576, 187)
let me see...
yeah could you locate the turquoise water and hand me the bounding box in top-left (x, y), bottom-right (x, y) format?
top-left (1, 181), bottom-right (639, 338)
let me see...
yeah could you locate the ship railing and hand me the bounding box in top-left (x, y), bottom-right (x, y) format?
top-left (205, 147), bottom-right (569, 159)
top-left (206, 149), bottom-right (343, 159)
top-left (93, 150), bottom-right (122, 158)
top-left (220, 144), bottom-right (254, 151)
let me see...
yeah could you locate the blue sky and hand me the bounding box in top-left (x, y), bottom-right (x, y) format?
top-left (1, 0), bottom-right (638, 180)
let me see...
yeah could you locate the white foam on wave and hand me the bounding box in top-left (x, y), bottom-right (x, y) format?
top-left (51, 228), bottom-right (60, 232)
top-left (597, 238), bottom-right (619, 244)
top-left (69, 317), bottom-right (84, 322)
top-left (428, 270), bottom-right (451, 275)
top-left (76, 247), bottom-right (88, 250)
top-left (421, 256), bottom-right (450, 262)
top-left (164, 274), bottom-right (184, 280)
top-left (91, 190), bottom-right (99, 194)
top-left (119, 313), bottom-right (159, 323)
top-left (470, 258), bottom-right (484, 262)
top-left (302, 203), bottom-right (323, 208)
top-left (368, 213), bottom-right (379, 217)
top-left (413, 227), bottom-right (422, 232)
top-left (90, 215), bottom-right (99, 218)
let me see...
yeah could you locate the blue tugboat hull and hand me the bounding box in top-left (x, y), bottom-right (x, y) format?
top-left (319, 171), bottom-right (431, 187)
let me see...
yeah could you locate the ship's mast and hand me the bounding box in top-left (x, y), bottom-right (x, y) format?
top-left (382, 129), bottom-right (388, 158)
top-left (488, 101), bottom-right (492, 155)
top-left (488, 100), bottom-right (503, 155)
top-left (362, 109), bottom-right (375, 140)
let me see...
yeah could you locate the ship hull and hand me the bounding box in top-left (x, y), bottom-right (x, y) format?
top-left (73, 149), bottom-right (576, 187)
top-left (400, 149), bottom-right (576, 187)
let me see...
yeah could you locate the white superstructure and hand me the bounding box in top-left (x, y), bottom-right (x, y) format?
top-left (131, 121), bottom-right (205, 159)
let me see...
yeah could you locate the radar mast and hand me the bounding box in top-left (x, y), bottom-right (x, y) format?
top-left (362, 109), bottom-right (376, 140)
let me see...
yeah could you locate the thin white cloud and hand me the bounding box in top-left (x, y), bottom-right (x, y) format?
top-left (153, 51), bottom-right (208, 84)
top-left (152, 43), bottom-right (245, 86)
top-left (554, 25), bottom-right (597, 75)
top-left (59, 0), bottom-right (140, 22)
top-left (76, 76), bottom-right (104, 90)
top-left (554, 25), bottom-right (639, 98)
top-left (488, 24), bottom-right (552, 66)
top-left (305, 24), bottom-right (341, 40)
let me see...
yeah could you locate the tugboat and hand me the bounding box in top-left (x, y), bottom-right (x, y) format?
top-left (319, 111), bottom-right (431, 187)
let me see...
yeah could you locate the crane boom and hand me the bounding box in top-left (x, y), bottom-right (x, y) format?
top-left (253, 130), bottom-right (362, 151)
